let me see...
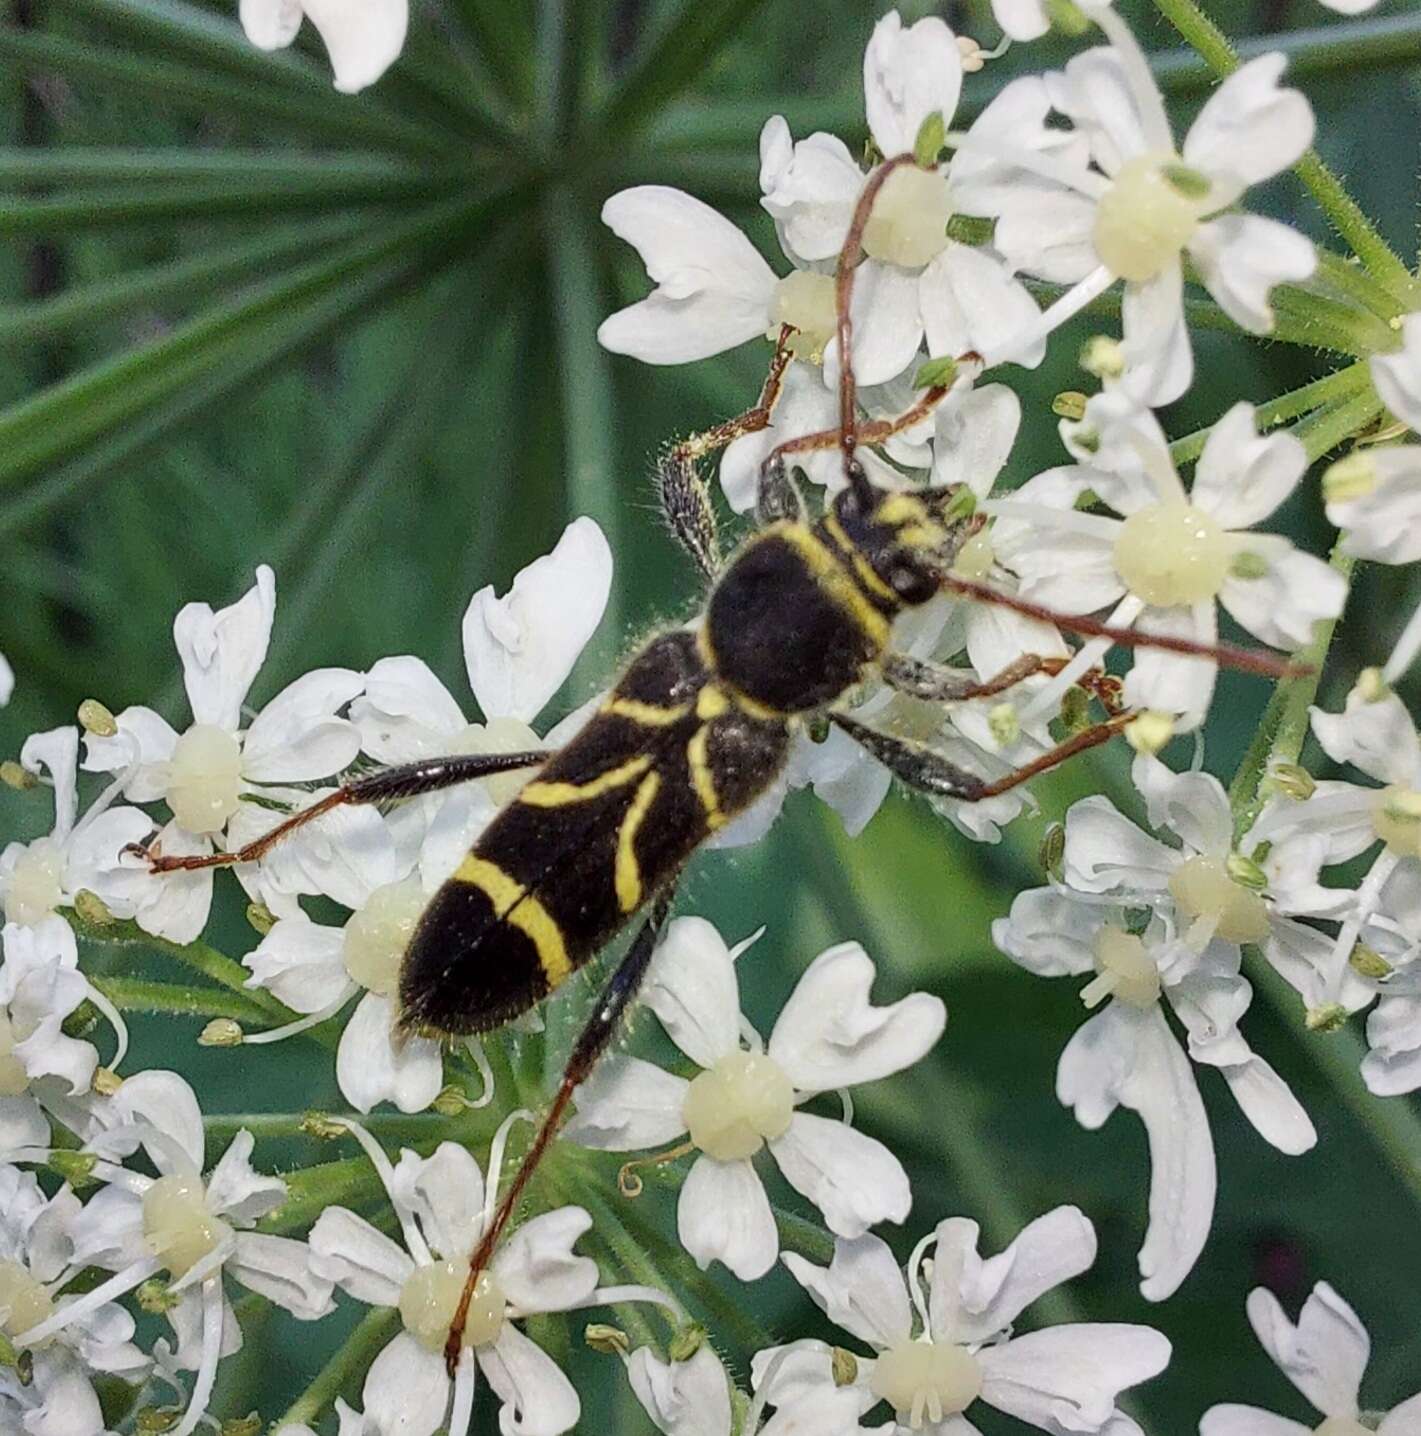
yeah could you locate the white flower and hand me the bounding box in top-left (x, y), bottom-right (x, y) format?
top-left (351, 517), bottom-right (612, 887)
top-left (0, 653), bottom-right (11, 707)
top-left (754, 1206), bottom-right (1169, 1436)
top-left (990, 400), bottom-right (1346, 728)
top-left (1324, 443), bottom-right (1421, 565)
top-left (52, 1071), bottom-right (332, 1436)
top-left (239, 0), bottom-right (407, 93)
top-left (626, 1345), bottom-right (734, 1436)
top-left (243, 844), bottom-right (446, 1114)
top-left (1251, 683), bottom-right (1421, 1017)
top-left (602, 11), bottom-right (1042, 388)
top-left (310, 1127), bottom-right (656, 1436)
top-left (991, 0), bottom-right (1114, 41)
top-left (0, 918), bottom-right (110, 1156)
top-left (0, 726), bottom-right (156, 931)
top-left (1348, 862), bottom-right (1421, 1096)
top-left (565, 917), bottom-right (946, 1280)
top-left (0, 1164), bottom-right (147, 1436)
top-left (953, 25), bottom-right (1315, 403)
top-left (82, 566), bottom-right (366, 937)
top-left (994, 762), bottom-right (1316, 1300)
top-left (1201, 1282), bottom-right (1421, 1436)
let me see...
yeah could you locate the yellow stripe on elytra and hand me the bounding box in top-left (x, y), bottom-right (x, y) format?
top-left (822, 511), bottom-right (898, 604)
top-left (614, 771), bottom-right (662, 912)
top-left (774, 524), bottom-right (891, 646)
top-left (604, 697), bottom-right (692, 726)
top-left (519, 754), bottom-right (653, 807)
top-left (687, 725), bottom-right (726, 830)
top-left (451, 854), bottom-right (572, 988)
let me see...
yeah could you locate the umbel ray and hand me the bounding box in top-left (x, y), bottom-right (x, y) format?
top-left (131, 146), bottom-right (1297, 1367)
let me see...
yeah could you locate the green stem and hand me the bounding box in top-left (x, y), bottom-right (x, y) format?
top-left (773, 1206), bottom-right (835, 1264)
top-left (1168, 362), bottom-right (1371, 468)
top-left (1315, 251), bottom-right (1406, 327)
top-left (201, 1110), bottom-right (452, 1141)
top-left (86, 974), bottom-right (296, 1032)
top-left (274, 1306), bottom-right (400, 1429)
top-left (1229, 542), bottom-right (1356, 839)
top-left (1151, 0), bottom-right (1419, 306)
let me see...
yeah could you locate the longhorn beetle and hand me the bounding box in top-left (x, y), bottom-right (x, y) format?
top-left (136, 150), bottom-right (1297, 1367)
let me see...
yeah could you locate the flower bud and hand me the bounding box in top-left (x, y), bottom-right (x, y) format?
top-left (49, 1151), bottom-right (97, 1189)
top-left (77, 699), bottom-right (118, 738)
top-left (1322, 453), bottom-right (1376, 504)
top-left (1305, 1003), bottom-right (1348, 1033)
top-left (300, 1111), bottom-right (347, 1140)
top-left (74, 889), bottom-right (116, 927)
top-left (1125, 711), bottom-right (1174, 755)
top-left (914, 354), bottom-right (960, 390)
top-left (584, 1324), bottom-right (630, 1358)
top-left (138, 1278), bottom-right (179, 1314)
top-left (1225, 852), bottom-right (1268, 892)
top-left (988, 703), bottom-right (1019, 748)
top-left (137, 1407), bottom-right (182, 1433)
top-left (1079, 336), bottom-right (1124, 380)
top-left (93, 1067), bottom-right (123, 1096)
top-left (245, 902), bottom-right (276, 936)
top-left (1356, 667), bottom-right (1387, 703)
top-left (1052, 391), bottom-right (1088, 421)
top-left (831, 1347), bottom-right (860, 1387)
top-left (199, 1019), bottom-right (244, 1048)
top-left (432, 1084), bottom-right (472, 1117)
top-left (913, 111), bottom-right (946, 167)
top-left (1349, 944), bottom-right (1393, 980)
top-left (1269, 763), bottom-right (1316, 801)
top-left (1039, 822), bottom-right (1065, 881)
top-left (668, 1322), bottom-right (707, 1362)
top-left (0, 761), bottom-right (36, 791)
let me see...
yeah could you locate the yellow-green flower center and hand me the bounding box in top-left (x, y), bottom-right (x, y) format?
top-left (342, 877), bottom-right (427, 996)
top-left (769, 271), bottom-right (839, 363)
top-left (1092, 154), bottom-right (1209, 283)
top-left (1168, 855), bottom-right (1270, 944)
top-left (1113, 502), bottom-right (1231, 606)
top-left (399, 1260), bottom-right (505, 1352)
top-left (142, 1173), bottom-right (231, 1278)
top-left (951, 529), bottom-right (995, 581)
top-left (0, 1258), bottom-right (55, 1341)
top-left (1374, 785), bottom-right (1421, 857)
top-left (862, 166), bottom-right (953, 270)
top-left (166, 723), bottom-right (243, 834)
top-left (4, 841), bottom-right (64, 925)
top-left (1082, 927), bottom-right (1161, 1010)
top-left (869, 1340), bottom-right (983, 1429)
top-left (682, 1049), bottom-right (795, 1161)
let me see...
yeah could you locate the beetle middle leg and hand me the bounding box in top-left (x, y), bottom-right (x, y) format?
top-left (656, 325), bottom-right (795, 580)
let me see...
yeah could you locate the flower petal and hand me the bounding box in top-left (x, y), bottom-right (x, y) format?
top-left (1201, 1406), bottom-right (1311, 1436)
top-left (758, 121), bottom-right (861, 263)
top-left (627, 1345), bottom-right (734, 1436)
top-left (298, 0), bottom-right (408, 94)
top-left (174, 565), bottom-right (276, 732)
top-left (494, 1207), bottom-right (599, 1315)
top-left (309, 1205), bottom-right (413, 1305)
top-left (1310, 688), bottom-right (1420, 786)
top-left (940, 1205), bottom-right (1099, 1342)
top-left (1218, 1056), bottom-right (1317, 1155)
top-left (205, 1128), bottom-right (287, 1224)
top-left (480, 1322), bottom-right (581, 1436)
top-left (1064, 793), bottom-right (1180, 895)
top-left (644, 916), bottom-right (743, 1069)
top-left (767, 941), bottom-right (944, 1091)
top-left (1372, 314), bottom-right (1421, 432)
top-left (833, 260), bottom-right (923, 388)
top-left (598, 188), bottom-right (777, 364)
top-left (241, 668), bottom-right (363, 782)
top-left (992, 886), bottom-right (1105, 978)
top-left (1121, 265), bottom-right (1193, 407)
top-left (336, 992), bottom-right (444, 1115)
top-left (771, 1113), bottom-right (911, 1237)
top-left (108, 1069), bottom-right (204, 1175)
top-left (243, 915), bottom-right (350, 1015)
top-left (1330, 447), bottom-right (1421, 565)
top-left (229, 1232), bottom-right (335, 1318)
top-left (991, 0), bottom-right (1049, 42)
top-left (351, 655), bottom-right (468, 761)
top-left (1122, 603), bottom-right (1218, 730)
top-left (677, 1155), bottom-right (777, 1280)
top-left (1190, 216), bottom-right (1316, 335)
top-left (1183, 53), bottom-right (1315, 199)
top-left (564, 1054), bottom-right (690, 1150)
top-left (463, 517), bottom-right (612, 723)
top-left (1131, 753), bottom-right (1232, 860)
top-left (920, 246), bottom-right (1045, 371)
top-left (239, 0), bottom-right (302, 51)
top-left (862, 11), bottom-right (962, 156)
top-left (390, 1142), bottom-right (486, 1262)
top-left (980, 1324), bottom-right (1171, 1431)
top-left (781, 1231), bottom-right (911, 1350)
top-left (362, 1333), bottom-right (449, 1436)
top-left (1246, 1282), bottom-right (1368, 1418)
